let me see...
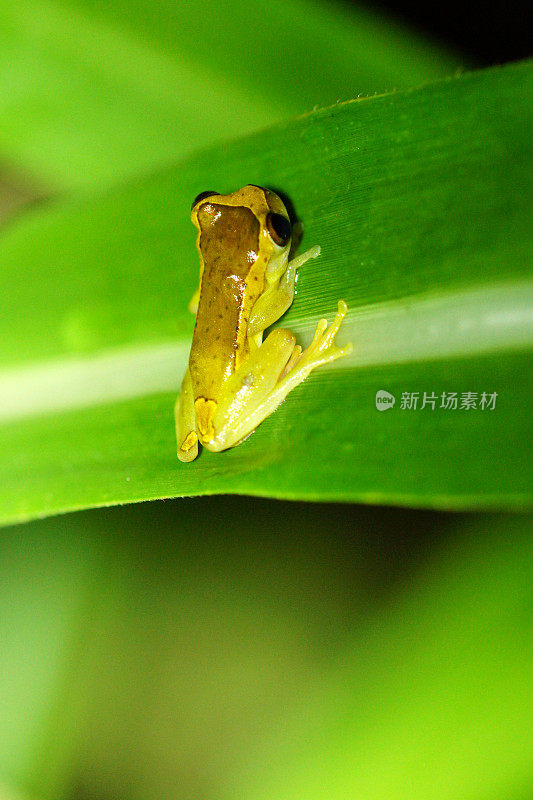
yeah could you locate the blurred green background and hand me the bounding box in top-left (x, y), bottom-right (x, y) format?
top-left (1, 505), bottom-right (532, 800)
top-left (0, 1), bottom-right (531, 799)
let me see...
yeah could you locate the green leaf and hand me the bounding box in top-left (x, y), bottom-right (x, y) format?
top-left (0, 60), bottom-right (531, 525)
top-left (0, 0), bottom-right (463, 192)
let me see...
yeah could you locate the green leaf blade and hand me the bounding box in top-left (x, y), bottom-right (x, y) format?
top-left (0, 60), bottom-right (531, 524)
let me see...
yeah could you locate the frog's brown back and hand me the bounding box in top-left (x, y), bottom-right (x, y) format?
top-left (189, 203), bottom-right (265, 401)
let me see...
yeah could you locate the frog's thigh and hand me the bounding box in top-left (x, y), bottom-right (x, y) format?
top-left (207, 329), bottom-right (297, 451)
top-left (175, 368), bottom-right (199, 462)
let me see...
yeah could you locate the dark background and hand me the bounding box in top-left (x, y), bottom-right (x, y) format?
top-left (357, 0), bottom-right (529, 64)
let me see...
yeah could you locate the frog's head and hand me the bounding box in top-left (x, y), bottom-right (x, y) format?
top-left (190, 185), bottom-right (292, 275)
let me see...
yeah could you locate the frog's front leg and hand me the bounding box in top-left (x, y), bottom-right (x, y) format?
top-left (175, 368), bottom-right (199, 462)
top-left (188, 288), bottom-right (200, 315)
top-left (248, 245), bottom-right (321, 339)
top-left (203, 301), bottom-right (352, 453)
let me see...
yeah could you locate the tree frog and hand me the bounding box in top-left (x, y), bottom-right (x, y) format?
top-left (175, 184), bottom-right (352, 462)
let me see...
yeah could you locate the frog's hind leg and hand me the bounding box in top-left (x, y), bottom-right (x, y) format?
top-left (175, 368), bottom-right (199, 462)
top-left (243, 300), bottom-right (353, 436)
top-left (205, 328), bottom-right (297, 452)
top-left (210, 301), bottom-right (352, 451)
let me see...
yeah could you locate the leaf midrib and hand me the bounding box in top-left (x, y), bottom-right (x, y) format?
top-left (1, 280), bottom-right (531, 423)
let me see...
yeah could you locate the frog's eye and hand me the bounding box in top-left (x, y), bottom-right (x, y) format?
top-left (192, 191), bottom-right (218, 210)
top-left (266, 213), bottom-right (291, 247)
